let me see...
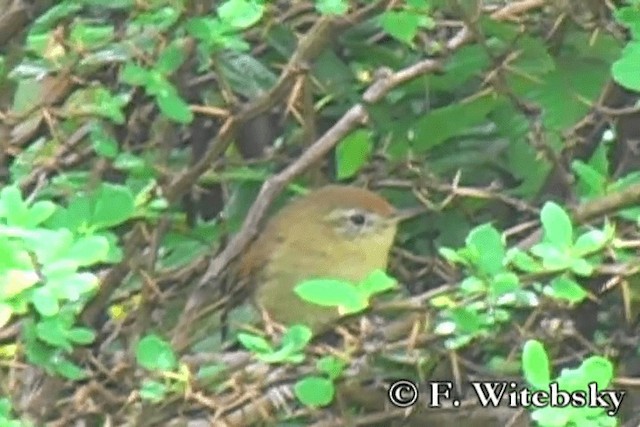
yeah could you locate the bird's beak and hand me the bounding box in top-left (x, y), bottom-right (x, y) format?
top-left (391, 206), bottom-right (427, 223)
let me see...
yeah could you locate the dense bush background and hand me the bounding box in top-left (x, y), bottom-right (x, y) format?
top-left (1, 0), bottom-right (640, 425)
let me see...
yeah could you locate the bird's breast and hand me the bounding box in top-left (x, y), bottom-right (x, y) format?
top-left (251, 230), bottom-right (394, 333)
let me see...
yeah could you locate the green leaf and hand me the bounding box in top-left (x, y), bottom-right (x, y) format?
top-left (1, 186), bottom-right (28, 227)
top-left (80, 44), bottom-right (130, 67)
top-left (186, 17), bottom-right (247, 52)
top-left (31, 2), bottom-right (83, 33)
top-left (294, 279), bottom-right (368, 314)
top-left (160, 240), bottom-right (209, 268)
top-left (413, 94), bottom-right (500, 151)
top-left (248, 324), bottom-right (312, 364)
top-left (218, 51), bottom-right (278, 98)
top-left (316, 356), bottom-right (346, 380)
top-left (54, 357), bottom-right (87, 380)
top-left (140, 379), bottom-right (168, 402)
top-left (257, 346), bottom-right (304, 364)
top-left (522, 340), bottom-right (550, 390)
top-left (5, 294), bottom-right (28, 314)
top-left (23, 320), bottom-right (52, 364)
top-left (41, 259), bottom-right (79, 282)
top-left (120, 62), bottom-right (150, 86)
top-left (530, 243), bottom-right (572, 271)
top-left (316, 0), bottom-right (348, 15)
top-left (611, 171), bottom-right (640, 192)
top-left (588, 139), bottom-right (610, 177)
top-left (581, 356), bottom-right (613, 389)
top-left (143, 70), bottom-right (170, 97)
top-left (488, 273), bottom-right (520, 300)
top-left (0, 397), bottom-right (13, 416)
top-left (11, 80), bottom-right (47, 114)
top-left (66, 327), bottom-right (96, 345)
top-left (31, 287), bottom-right (60, 316)
top-left (531, 407), bottom-right (571, 426)
top-left (155, 41), bottom-right (187, 75)
top-left (35, 317), bottom-right (71, 351)
top-left (0, 269), bottom-right (40, 299)
top-left (156, 91), bottom-right (194, 124)
top-left (465, 224), bottom-right (505, 276)
top-left (615, 6), bottom-right (640, 39)
top-left (444, 333), bottom-right (474, 350)
top-left (185, 17), bottom-right (218, 43)
top-left (47, 194), bottom-right (91, 231)
top-left (25, 32), bottom-right (50, 57)
top-left (47, 272), bottom-right (99, 301)
top-left (218, 0), bottom-right (264, 29)
top-left (517, 58), bottom-right (608, 132)
top-left (545, 277), bottom-right (588, 304)
top-left (102, 232), bottom-right (124, 263)
top-left (540, 202), bottom-right (573, 248)
top-left (556, 366), bottom-right (590, 392)
top-left (313, 50), bottom-right (354, 95)
top-left (612, 41), bottom-right (640, 92)
top-left (26, 200), bottom-right (56, 227)
top-left (237, 332), bottom-right (273, 354)
top-left (510, 35), bottom-right (555, 75)
top-left (90, 123), bottom-right (120, 158)
top-left (136, 334), bottom-right (177, 371)
top-left (434, 45), bottom-right (491, 89)
top-left (92, 184), bottom-right (135, 229)
top-left (69, 22), bottom-right (114, 50)
top-left (335, 129), bottom-right (373, 180)
top-left (459, 276), bottom-right (485, 294)
top-left (62, 87), bottom-right (128, 124)
top-left (506, 248), bottom-right (543, 273)
top-left (251, 332), bottom-right (312, 363)
top-left (65, 235), bottom-right (110, 266)
top-left (438, 247), bottom-right (468, 265)
top-left (380, 11), bottom-right (420, 45)
top-left (358, 269), bottom-right (397, 297)
top-left (569, 257), bottom-right (594, 277)
top-left (196, 363), bottom-right (227, 380)
top-left (450, 307), bottom-right (483, 334)
top-left (25, 229), bottom-right (75, 264)
top-left (294, 376), bottom-right (335, 407)
top-left (281, 324), bottom-right (313, 353)
top-left (502, 136), bottom-right (550, 198)
top-left (132, 6), bottom-right (180, 30)
top-left (0, 237), bottom-right (19, 270)
top-left (572, 160), bottom-right (607, 198)
top-left (113, 152), bottom-right (147, 175)
top-left (0, 303), bottom-right (12, 328)
top-left (572, 229), bottom-right (608, 257)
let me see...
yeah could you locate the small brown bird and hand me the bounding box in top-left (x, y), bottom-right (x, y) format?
top-left (237, 185), bottom-right (400, 334)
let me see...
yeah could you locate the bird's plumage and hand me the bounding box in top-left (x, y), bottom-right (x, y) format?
top-left (237, 185), bottom-right (397, 334)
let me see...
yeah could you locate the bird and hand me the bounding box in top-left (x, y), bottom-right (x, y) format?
top-left (236, 185), bottom-right (401, 335)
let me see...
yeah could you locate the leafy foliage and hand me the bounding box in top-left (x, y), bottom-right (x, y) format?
top-left (436, 203), bottom-right (614, 349)
top-left (522, 340), bottom-right (616, 427)
top-left (0, 0), bottom-right (637, 426)
top-left (294, 269), bottom-right (397, 315)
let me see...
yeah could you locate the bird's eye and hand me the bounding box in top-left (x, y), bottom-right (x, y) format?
top-left (349, 213), bottom-right (366, 226)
